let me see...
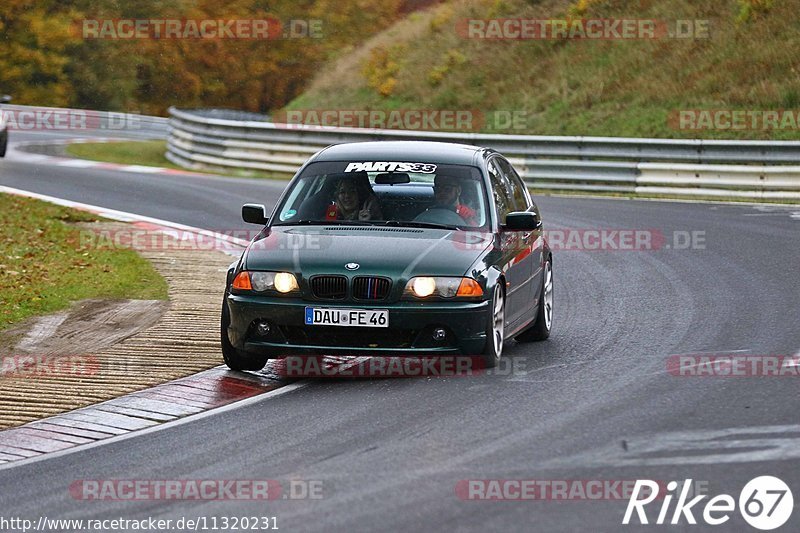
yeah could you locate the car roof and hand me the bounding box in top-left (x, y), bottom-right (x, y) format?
top-left (311, 141), bottom-right (492, 166)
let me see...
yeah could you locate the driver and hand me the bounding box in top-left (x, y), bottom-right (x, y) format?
top-left (433, 175), bottom-right (477, 225)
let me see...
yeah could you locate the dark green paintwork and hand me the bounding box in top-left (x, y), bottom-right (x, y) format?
top-left (224, 141), bottom-right (551, 357)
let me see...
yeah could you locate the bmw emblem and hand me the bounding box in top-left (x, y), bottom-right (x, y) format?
top-left (345, 262), bottom-right (360, 271)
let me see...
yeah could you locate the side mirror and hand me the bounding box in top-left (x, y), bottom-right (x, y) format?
top-left (504, 211), bottom-right (541, 231)
top-left (0, 95), bottom-right (11, 104)
top-left (242, 204), bottom-right (269, 225)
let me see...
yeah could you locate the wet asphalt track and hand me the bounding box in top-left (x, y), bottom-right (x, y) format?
top-left (1, 128), bottom-right (799, 532)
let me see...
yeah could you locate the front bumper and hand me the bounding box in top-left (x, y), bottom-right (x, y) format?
top-left (226, 294), bottom-right (490, 356)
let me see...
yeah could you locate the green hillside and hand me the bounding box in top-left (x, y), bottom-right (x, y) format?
top-left (287, 0), bottom-right (800, 139)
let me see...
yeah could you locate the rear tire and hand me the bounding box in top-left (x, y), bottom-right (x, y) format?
top-left (221, 294), bottom-right (269, 371)
top-left (0, 133), bottom-right (7, 158)
top-left (479, 283), bottom-right (505, 369)
top-left (515, 256), bottom-right (553, 342)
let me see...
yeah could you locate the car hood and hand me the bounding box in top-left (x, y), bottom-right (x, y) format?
top-left (244, 226), bottom-right (493, 279)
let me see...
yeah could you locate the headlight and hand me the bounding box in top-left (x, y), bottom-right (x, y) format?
top-left (232, 271), bottom-right (299, 294)
top-left (404, 277), bottom-right (483, 299)
top-left (273, 272), bottom-right (299, 293)
top-left (410, 277), bottom-right (438, 297)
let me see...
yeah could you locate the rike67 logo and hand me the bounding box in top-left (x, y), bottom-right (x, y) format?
top-left (623, 476), bottom-right (794, 530)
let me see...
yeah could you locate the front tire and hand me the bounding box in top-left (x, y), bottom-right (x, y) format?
top-left (221, 294), bottom-right (269, 371)
top-left (480, 283), bottom-right (506, 369)
top-left (515, 256), bottom-right (553, 342)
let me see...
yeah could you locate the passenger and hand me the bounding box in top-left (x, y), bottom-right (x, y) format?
top-left (433, 175), bottom-right (477, 225)
top-left (327, 174), bottom-right (383, 221)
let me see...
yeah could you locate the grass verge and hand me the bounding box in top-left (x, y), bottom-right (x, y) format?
top-left (289, 0), bottom-right (800, 140)
top-left (65, 140), bottom-right (180, 169)
top-left (65, 140), bottom-right (287, 180)
top-left (0, 193), bottom-right (168, 330)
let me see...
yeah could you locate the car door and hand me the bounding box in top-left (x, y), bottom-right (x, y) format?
top-left (505, 158), bottom-right (545, 309)
top-left (487, 157), bottom-right (528, 327)
top-left (495, 156), bottom-right (541, 325)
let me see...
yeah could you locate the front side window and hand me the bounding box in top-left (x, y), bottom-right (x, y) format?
top-left (487, 159), bottom-right (513, 223)
top-left (496, 157), bottom-right (529, 212)
top-left (273, 161), bottom-right (490, 229)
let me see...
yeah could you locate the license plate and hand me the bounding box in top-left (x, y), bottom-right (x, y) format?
top-left (305, 307), bottom-right (389, 328)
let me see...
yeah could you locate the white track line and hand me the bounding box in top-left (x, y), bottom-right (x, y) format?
top-left (119, 165), bottom-right (164, 173)
top-left (56, 159), bottom-right (103, 168)
top-left (0, 185), bottom-right (250, 250)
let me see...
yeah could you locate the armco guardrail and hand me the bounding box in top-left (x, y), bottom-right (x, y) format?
top-left (1, 104), bottom-right (168, 136)
top-left (167, 107), bottom-right (800, 200)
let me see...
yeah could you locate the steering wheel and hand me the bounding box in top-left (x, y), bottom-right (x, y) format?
top-left (413, 207), bottom-right (466, 226)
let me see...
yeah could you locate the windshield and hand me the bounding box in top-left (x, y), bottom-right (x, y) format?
top-left (273, 161), bottom-right (489, 229)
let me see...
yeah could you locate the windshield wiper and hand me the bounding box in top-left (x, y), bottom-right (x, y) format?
top-left (319, 220), bottom-right (382, 226)
top-left (271, 219), bottom-right (325, 226)
top-left (275, 219), bottom-right (458, 230)
top-left (382, 221), bottom-right (460, 230)
top-left (273, 219), bottom-right (380, 227)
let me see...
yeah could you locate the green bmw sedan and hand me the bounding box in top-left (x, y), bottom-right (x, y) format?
top-left (221, 141), bottom-right (553, 370)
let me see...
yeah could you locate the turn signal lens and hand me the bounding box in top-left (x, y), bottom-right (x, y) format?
top-left (232, 271), bottom-right (252, 290)
top-left (274, 272), bottom-right (299, 293)
top-left (456, 278), bottom-right (483, 297)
